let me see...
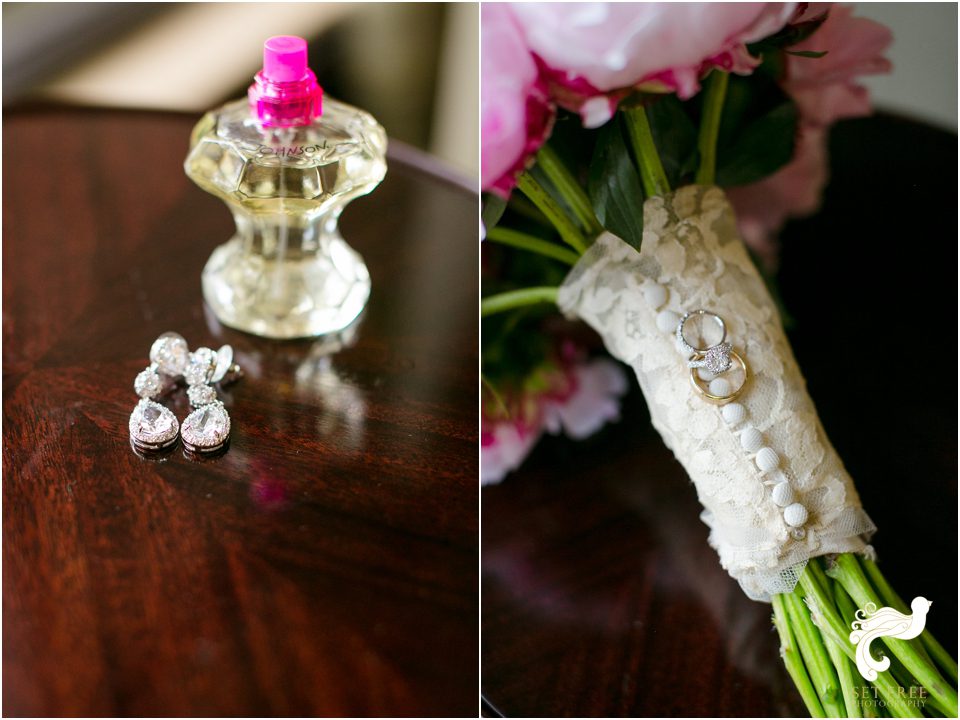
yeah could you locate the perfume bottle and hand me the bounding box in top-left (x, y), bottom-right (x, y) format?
top-left (185, 35), bottom-right (387, 339)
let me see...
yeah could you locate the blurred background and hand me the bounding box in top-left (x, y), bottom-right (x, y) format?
top-left (857, 2), bottom-right (957, 131)
top-left (2, 2), bottom-right (479, 178)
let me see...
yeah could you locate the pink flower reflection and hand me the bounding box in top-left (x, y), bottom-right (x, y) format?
top-left (250, 461), bottom-right (290, 511)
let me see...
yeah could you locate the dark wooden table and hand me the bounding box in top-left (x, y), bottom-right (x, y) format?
top-left (481, 115), bottom-right (958, 717)
top-left (3, 108), bottom-right (478, 717)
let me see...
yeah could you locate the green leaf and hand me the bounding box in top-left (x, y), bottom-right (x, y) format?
top-left (714, 73), bottom-right (798, 187)
top-left (644, 95), bottom-right (699, 188)
top-left (715, 102), bottom-right (797, 186)
top-left (747, 14), bottom-right (828, 54)
top-left (481, 193), bottom-right (507, 233)
top-left (785, 49), bottom-right (828, 58)
top-left (587, 119), bottom-right (645, 250)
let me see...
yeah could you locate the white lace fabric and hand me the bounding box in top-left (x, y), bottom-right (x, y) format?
top-left (558, 185), bottom-right (875, 601)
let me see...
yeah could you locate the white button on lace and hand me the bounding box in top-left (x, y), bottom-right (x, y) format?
top-left (784, 503), bottom-right (809, 527)
top-left (756, 447), bottom-right (780, 472)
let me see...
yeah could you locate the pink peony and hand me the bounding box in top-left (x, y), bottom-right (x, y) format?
top-left (509, 2), bottom-right (797, 127)
top-left (729, 4), bottom-right (892, 260)
top-left (783, 4), bottom-right (893, 126)
top-left (481, 3), bottom-right (555, 196)
top-left (482, 356), bottom-right (628, 486)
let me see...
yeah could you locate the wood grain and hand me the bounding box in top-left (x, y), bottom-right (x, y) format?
top-left (3, 108), bottom-right (478, 717)
top-left (481, 115), bottom-right (957, 717)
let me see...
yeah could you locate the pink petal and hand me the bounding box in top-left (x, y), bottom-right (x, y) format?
top-left (481, 4), bottom-right (555, 194)
top-left (544, 358), bottom-right (629, 440)
top-left (481, 420), bottom-right (543, 486)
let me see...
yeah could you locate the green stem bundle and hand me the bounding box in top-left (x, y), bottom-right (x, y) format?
top-left (774, 593), bottom-right (827, 717)
top-left (785, 589), bottom-right (846, 716)
top-left (860, 558), bottom-right (958, 684)
top-left (828, 556), bottom-right (957, 715)
top-left (773, 555), bottom-right (957, 718)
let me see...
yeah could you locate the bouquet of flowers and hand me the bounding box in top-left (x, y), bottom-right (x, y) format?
top-left (480, 3), bottom-right (957, 717)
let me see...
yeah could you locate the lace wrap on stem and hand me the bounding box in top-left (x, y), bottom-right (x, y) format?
top-left (557, 185), bottom-right (875, 602)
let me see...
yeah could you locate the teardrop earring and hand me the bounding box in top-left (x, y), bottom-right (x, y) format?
top-left (128, 332), bottom-right (189, 453)
top-left (180, 344), bottom-right (239, 455)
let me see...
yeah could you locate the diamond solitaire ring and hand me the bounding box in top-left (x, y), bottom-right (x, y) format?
top-left (688, 342), bottom-right (734, 374)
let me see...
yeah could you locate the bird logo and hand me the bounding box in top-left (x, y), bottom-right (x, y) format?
top-left (849, 598), bottom-right (932, 680)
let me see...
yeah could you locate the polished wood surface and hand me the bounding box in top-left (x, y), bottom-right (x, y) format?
top-left (481, 116), bottom-right (958, 717)
top-left (3, 109), bottom-right (478, 717)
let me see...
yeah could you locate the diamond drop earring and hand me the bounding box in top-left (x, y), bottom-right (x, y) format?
top-left (129, 332), bottom-right (189, 453)
top-left (180, 344), bottom-right (238, 455)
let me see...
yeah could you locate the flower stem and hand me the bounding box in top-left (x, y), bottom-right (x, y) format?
top-left (485, 227), bottom-right (580, 266)
top-left (798, 562), bottom-right (922, 717)
top-left (784, 588), bottom-right (846, 717)
top-left (823, 579), bottom-right (864, 717)
top-left (773, 594), bottom-right (826, 717)
top-left (695, 70), bottom-right (729, 186)
top-left (623, 105), bottom-right (671, 197)
top-left (833, 580), bottom-right (874, 718)
top-left (535, 145), bottom-right (603, 237)
top-left (861, 697), bottom-right (880, 718)
top-left (827, 554), bottom-right (958, 717)
top-left (860, 556), bottom-right (958, 684)
top-left (480, 286), bottom-right (559, 318)
top-left (516, 171), bottom-right (587, 255)
top-left (826, 629), bottom-right (862, 717)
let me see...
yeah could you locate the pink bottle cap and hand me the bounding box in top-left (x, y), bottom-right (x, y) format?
top-left (248, 35), bottom-right (323, 128)
top-left (263, 35), bottom-right (308, 82)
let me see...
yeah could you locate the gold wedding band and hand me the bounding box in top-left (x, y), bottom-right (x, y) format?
top-left (689, 349), bottom-right (749, 405)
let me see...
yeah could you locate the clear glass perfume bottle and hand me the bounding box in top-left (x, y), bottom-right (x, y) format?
top-left (185, 36), bottom-right (387, 339)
